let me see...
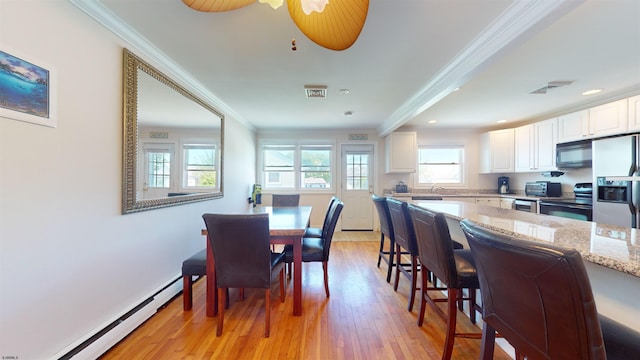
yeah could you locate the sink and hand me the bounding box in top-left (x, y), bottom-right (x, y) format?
top-left (411, 195), bottom-right (443, 200)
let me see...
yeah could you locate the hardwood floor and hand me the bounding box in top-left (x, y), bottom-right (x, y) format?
top-left (99, 232), bottom-right (511, 359)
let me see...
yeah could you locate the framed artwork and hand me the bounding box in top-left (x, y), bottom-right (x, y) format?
top-left (0, 46), bottom-right (57, 127)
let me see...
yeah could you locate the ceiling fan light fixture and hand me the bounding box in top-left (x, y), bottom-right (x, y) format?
top-left (258, 0), bottom-right (284, 10)
top-left (301, 0), bottom-right (329, 15)
top-left (182, 0), bottom-right (369, 51)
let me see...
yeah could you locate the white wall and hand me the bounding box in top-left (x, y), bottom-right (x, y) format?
top-left (0, 2), bottom-right (256, 359)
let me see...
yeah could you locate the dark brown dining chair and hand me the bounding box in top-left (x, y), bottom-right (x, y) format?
top-left (386, 198), bottom-right (420, 312)
top-left (272, 194), bottom-right (300, 207)
top-left (304, 196), bottom-right (337, 238)
top-left (372, 194), bottom-right (396, 283)
top-left (407, 205), bottom-right (482, 360)
top-left (284, 199), bottom-right (343, 297)
top-left (460, 219), bottom-right (640, 360)
top-left (202, 213), bottom-right (286, 338)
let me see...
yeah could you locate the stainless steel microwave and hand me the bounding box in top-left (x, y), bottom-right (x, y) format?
top-left (556, 139), bottom-right (592, 168)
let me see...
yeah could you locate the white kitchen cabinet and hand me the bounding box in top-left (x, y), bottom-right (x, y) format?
top-left (514, 118), bottom-right (557, 172)
top-left (589, 98), bottom-right (628, 138)
top-left (385, 131), bottom-right (416, 173)
top-left (452, 197), bottom-right (476, 203)
top-left (500, 198), bottom-right (515, 210)
top-left (558, 110), bottom-right (589, 143)
top-left (479, 129), bottom-right (514, 173)
top-left (558, 99), bottom-right (628, 143)
top-left (628, 95), bottom-right (640, 132)
top-left (475, 197), bottom-right (500, 207)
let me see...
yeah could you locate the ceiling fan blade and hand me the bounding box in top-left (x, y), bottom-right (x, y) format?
top-left (287, 0), bottom-right (369, 51)
top-left (182, 0), bottom-right (255, 12)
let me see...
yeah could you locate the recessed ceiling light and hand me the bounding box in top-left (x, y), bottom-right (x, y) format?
top-left (428, 120), bottom-right (437, 124)
top-left (582, 89), bottom-right (603, 96)
top-left (497, 119), bottom-right (507, 123)
top-left (451, 87), bottom-right (460, 92)
top-left (338, 89), bottom-right (350, 94)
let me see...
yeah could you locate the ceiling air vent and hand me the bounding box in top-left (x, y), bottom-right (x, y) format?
top-left (305, 85), bottom-right (327, 98)
top-left (530, 80), bottom-right (574, 94)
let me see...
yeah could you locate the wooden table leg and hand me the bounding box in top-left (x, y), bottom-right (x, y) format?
top-left (293, 236), bottom-right (302, 316)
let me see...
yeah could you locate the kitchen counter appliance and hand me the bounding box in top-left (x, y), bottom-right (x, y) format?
top-left (539, 183), bottom-right (592, 221)
top-left (556, 139), bottom-right (592, 168)
top-left (525, 181), bottom-right (562, 197)
top-left (592, 134), bottom-right (640, 228)
top-left (395, 181), bottom-right (408, 193)
top-left (498, 176), bottom-right (509, 194)
top-left (513, 199), bottom-right (537, 213)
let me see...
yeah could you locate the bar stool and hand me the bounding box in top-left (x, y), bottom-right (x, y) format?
top-left (372, 194), bottom-right (396, 283)
top-left (386, 198), bottom-right (420, 312)
top-left (407, 205), bottom-right (482, 360)
top-left (460, 219), bottom-right (640, 360)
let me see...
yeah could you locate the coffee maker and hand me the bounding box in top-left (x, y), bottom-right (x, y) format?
top-left (498, 176), bottom-right (510, 194)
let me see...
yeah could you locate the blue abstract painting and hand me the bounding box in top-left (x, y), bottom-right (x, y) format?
top-left (0, 50), bottom-right (50, 119)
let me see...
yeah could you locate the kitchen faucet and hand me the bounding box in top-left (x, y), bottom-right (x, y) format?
top-left (430, 185), bottom-right (445, 193)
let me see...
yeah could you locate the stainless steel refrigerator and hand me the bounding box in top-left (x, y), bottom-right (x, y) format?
top-left (592, 134), bottom-right (640, 228)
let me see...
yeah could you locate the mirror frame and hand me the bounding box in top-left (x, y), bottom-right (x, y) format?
top-left (122, 48), bottom-right (224, 214)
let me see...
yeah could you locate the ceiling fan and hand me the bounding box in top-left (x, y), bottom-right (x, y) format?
top-left (182, 0), bottom-right (369, 51)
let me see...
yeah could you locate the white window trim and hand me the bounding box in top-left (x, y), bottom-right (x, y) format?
top-left (258, 139), bottom-right (336, 193)
top-left (414, 144), bottom-right (467, 189)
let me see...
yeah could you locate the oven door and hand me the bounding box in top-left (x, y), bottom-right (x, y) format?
top-left (514, 199), bottom-right (537, 213)
top-left (539, 201), bottom-right (592, 221)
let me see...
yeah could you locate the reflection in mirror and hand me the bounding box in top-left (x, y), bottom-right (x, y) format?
top-left (123, 48), bottom-right (224, 214)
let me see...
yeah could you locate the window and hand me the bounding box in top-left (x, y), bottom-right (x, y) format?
top-left (417, 146), bottom-right (464, 185)
top-left (346, 153), bottom-right (369, 190)
top-left (261, 143), bottom-right (333, 190)
top-left (148, 152), bottom-right (171, 188)
top-left (300, 146), bottom-right (331, 189)
top-left (263, 145), bottom-right (295, 188)
top-left (183, 144), bottom-right (217, 189)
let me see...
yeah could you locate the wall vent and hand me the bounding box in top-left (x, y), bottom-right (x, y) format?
top-left (304, 85), bottom-right (327, 98)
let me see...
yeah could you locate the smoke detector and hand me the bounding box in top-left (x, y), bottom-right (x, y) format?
top-left (304, 85), bottom-right (327, 98)
top-left (530, 80), bottom-right (574, 94)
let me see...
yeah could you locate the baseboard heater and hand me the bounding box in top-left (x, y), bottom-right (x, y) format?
top-left (56, 276), bottom-right (182, 360)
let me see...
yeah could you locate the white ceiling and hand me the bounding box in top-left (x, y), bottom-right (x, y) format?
top-left (73, 0), bottom-right (640, 136)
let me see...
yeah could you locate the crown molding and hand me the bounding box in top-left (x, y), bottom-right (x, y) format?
top-left (68, 0), bottom-right (253, 130)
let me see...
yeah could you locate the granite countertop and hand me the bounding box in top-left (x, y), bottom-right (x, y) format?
top-left (409, 200), bottom-right (640, 278)
top-left (386, 192), bottom-right (572, 201)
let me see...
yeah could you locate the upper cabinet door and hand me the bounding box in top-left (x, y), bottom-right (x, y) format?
top-left (589, 98), bottom-right (628, 138)
top-left (514, 124), bottom-right (534, 172)
top-left (385, 131), bottom-right (416, 173)
top-left (628, 95), bottom-right (640, 132)
top-left (514, 118), bottom-right (557, 172)
top-left (479, 129), bottom-right (514, 173)
top-left (535, 118), bottom-right (557, 171)
top-left (558, 110), bottom-right (589, 143)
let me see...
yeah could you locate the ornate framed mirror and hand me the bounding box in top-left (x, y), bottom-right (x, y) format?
top-left (122, 48), bottom-right (224, 214)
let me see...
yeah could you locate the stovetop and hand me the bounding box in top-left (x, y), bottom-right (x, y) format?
top-left (539, 182), bottom-right (593, 207)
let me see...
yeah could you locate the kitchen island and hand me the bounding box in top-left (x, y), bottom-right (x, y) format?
top-left (409, 199), bottom-right (640, 332)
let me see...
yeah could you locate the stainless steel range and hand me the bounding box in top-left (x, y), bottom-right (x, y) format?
top-left (539, 183), bottom-right (593, 221)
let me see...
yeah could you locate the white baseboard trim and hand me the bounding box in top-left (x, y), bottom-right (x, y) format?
top-left (53, 275), bottom-right (183, 360)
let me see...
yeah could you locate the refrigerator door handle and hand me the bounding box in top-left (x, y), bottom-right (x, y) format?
top-left (630, 181), bottom-right (638, 228)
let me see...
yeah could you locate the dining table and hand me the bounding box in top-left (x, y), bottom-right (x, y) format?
top-left (201, 205), bottom-right (312, 317)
